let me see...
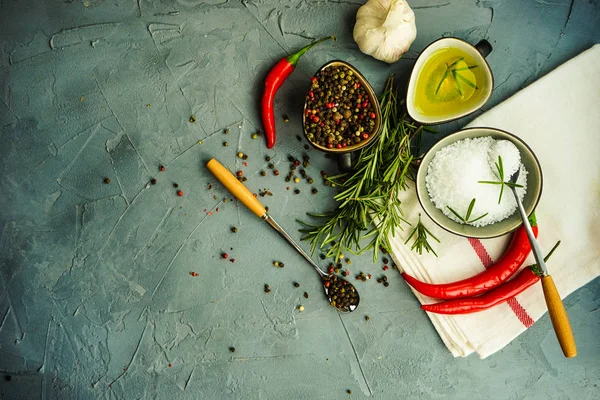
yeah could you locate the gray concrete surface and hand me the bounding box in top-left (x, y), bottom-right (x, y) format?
top-left (1, 0), bottom-right (599, 399)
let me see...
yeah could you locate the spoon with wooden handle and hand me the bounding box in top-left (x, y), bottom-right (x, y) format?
top-left (509, 169), bottom-right (576, 358)
top-left (206, 158), bottom-right (360, 312)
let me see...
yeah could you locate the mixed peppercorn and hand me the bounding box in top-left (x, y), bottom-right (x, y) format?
top-left (323, 274), bottom-right (359, 310)
top-left (304, 66), bottom-right (377, 149)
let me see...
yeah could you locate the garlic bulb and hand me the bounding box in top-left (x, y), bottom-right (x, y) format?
top-left (353, 0), bottom-right (417, 64)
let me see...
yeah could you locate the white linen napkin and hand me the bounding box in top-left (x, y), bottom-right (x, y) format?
top-left (389, 44), bottom-right (600, 358)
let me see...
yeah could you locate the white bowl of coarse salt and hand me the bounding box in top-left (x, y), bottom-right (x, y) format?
top-left (416, 128), bottom-right (543, 239)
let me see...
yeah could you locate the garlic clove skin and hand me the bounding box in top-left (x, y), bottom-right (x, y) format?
top-left (353, 0), bottom-right (417, 64)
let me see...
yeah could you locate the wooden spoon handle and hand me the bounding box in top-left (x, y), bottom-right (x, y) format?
top-left (541, 275), bottom-right (577, 358)
top-left (206, 158), bottom-right (266, 218)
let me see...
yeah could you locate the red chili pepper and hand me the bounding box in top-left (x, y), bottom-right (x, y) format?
top-left (421, 267), bottom-right (540, 314)
top-left (402, 218), bottom-right (538, 300)
top-left (421, 240), bottom-right (560, 315)
top-left (261, 36), bottom-right (335, 149)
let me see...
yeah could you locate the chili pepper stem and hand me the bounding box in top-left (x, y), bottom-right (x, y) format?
top-left (530, 240), bottom-right (560, 276)
top-left (286, 36), bottom-right (336, 66)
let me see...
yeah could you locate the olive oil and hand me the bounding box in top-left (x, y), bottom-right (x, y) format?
top-left (413, 47), bottom-right (488, 118)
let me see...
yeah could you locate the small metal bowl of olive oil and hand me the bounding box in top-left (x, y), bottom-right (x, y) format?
top-left (406, 37), bottom-right (494, 125)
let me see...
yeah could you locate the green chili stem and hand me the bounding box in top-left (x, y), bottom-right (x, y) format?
top-left (287, 36), bottom-right (336, 66)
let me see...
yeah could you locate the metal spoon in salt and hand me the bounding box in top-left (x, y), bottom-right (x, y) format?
top-left (206, 158), bottom-right (360, 313)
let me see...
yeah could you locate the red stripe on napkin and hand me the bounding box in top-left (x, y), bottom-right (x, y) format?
top-left (467, 238), bottom-right (534, 328)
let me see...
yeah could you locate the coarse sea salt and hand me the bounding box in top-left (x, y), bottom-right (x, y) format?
top-left (425, 136), bottom-right (528, 227)
top-left (488, 140), bottom-right (521, 179)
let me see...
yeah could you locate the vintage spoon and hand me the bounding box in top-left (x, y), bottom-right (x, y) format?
top-left (206, 158), bottom-right (359, 312)
top-left (508, 169), bottom-right (577, 358)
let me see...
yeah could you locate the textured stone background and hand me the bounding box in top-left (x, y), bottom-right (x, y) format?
top-left (1, 0), bottom-right (599, 399)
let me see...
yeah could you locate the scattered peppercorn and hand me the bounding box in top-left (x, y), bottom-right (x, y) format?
top-left (383, 265), bottom-right (389, 271)
top-left (274, 170), bottom-right (280, 176)
top-left (223, 141), bottom-right (228, 146)
top-left (283, 115), bottom-right (290, 122)
top-left (297, 305), bottom-right (304, 312)
top-left (294, 189), bottom-right (300, 194)
top-left (296, 135), bottom-right (302, 141)
top-left (384, 281), bottom-right (390, 287)
top-left (304, 144), bottom-right (310, 150)
top-left (229, 347), bottom-right (235, 353)
top-left (168, 363), bottom-right (173, 367)
top-left (303, 292), bottom-right (309, 298)
top-left (251, 133), bottom-right (259, 139)
top-left (236, 170), bottom-right (243, 177)
top-left (307, 178), bottom-right (314, 184)
top-left (347, 390), bottom-right (353, 395)
top-left (383, 257), bottom-right (389, 264)
top-left (265, 156), bottom-right (271, 162)
top-left (294, 177), bottom-right (300, 183)
top-left (273, 261), bottom-right (279, 267)
top-left (293, 282), bottom-right (300, 288)
top-left (189, 271), bottom-right (199, 277)
top-left (224, 128), bottom-right (229, 134)
top-left (311, 188), bottom-right (318, 194)
top-left (264, 284), bottom-right (271, 293)
top-left (189, 115), bottom-right (196, 123)
top-left (365, 315), bottom-right (370, 321)
top-left (237, 152), bottom-right (244, 158)
top-left (319, 254), bottom-right (326, 260)
top-left (173, 183), bottom-right (179, 188)
top-left (160, 165), bottom-right (166, 172)
top-left (177, 190), bottom-right (183, 196)
top-left (103, 177), bottom-right (111, 184)
top-left (268, 163), bottom-right (274, 169)
top-left (5, 375), bottom-right (12, 382)
top-left (222, 253), bottom-right (229, 259)
top-left (150, 178), bottom-right (157, 185)
top-left (231, 227), bottom-right (238, 233)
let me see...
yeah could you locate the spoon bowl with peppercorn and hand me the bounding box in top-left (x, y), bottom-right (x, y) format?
top-left (303, 60), bottom-right (382, 172)
top-left (206, 158), bottom-right (360, 313)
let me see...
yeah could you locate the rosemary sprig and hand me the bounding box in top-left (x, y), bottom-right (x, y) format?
top-left (435, 58), bottom-right (478, 96)
top-left (297, 75), bottom-right (436, 262)
top-left (404, 214), bottom-right (440, 257)
top-left (447, 198), bottom-right (489, 224)
top-left (478, 156), bottom-right (523, 204)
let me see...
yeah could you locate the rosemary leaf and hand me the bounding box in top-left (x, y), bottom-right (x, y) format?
top-left (451, 70), bottom-right (463, 96)
top-left (447, 205), bottom-right (466, 222)
top-left (465, 198), bottom-right (476, 221)
top-left (454, 71), bottom-right (478, 89)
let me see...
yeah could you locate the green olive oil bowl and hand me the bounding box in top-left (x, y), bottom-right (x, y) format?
top-left (415, 127), bottom-right (543, 239)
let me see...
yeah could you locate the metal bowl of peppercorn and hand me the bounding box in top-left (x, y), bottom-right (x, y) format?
top-left (303, 60), bottom-right (382, 172)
